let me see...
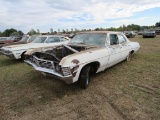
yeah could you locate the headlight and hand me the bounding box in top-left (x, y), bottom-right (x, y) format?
top-left (62, 67), bottom-right (71, 76)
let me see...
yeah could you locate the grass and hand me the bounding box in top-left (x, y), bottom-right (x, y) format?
top-left (0, 35), bottom-right (160, 120)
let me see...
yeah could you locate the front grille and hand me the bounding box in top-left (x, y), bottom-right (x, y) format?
top-left (32, 56), bottom-right (55, 69)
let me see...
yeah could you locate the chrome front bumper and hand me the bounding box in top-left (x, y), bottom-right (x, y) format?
top-left (24, 60), bottom-right (73, 84)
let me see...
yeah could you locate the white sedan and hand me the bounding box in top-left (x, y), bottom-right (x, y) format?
top-left (24, 31), bottom-right (140, 89)
top-left (1, 35), bottom-right (70, 60)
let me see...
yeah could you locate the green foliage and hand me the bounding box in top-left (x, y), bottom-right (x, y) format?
top-left (37, 29), bottom-right (40, 34)
top-left (50, 28), bottom-right (53, 34)
top-left (155, 21), bottom-right (160, 27)
top-left (62, 29), bottom-right (66, 33)
top-left (27, 29), bottom-right (37, 35)
top-left (0, 28), bottom-right (24, 37)
top-left (10, 32), bottom-right (20, 36)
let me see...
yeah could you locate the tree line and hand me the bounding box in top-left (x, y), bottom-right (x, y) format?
top-left (0, 21), bottom-right (160, 37)
top-left (0, 28), bottom-right (24, 37)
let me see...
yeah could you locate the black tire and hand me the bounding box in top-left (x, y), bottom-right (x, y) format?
top-left (79, 66), bottom-right (91, 89)
top-left (129, 34), bottom-right (132, 38)
top-left (21, 52), bottom-right (26, 61)
top-left (126, 52), bottom-right (132, 61)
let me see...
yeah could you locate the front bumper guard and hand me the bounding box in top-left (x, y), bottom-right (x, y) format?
top-left (24, 60), bottom-right (73, 84)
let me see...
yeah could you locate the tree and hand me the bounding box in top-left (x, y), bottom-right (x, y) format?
top-left (95, 28), bottom-right (100, 31)
top-left (155, 21), bottom-right (160, 27)
top-left (3, 28), bottom-right (17, 37)
top-left (10, 32), bottom-right (20, 36)
top-left (50, 28), bottom-right (53, 34)
top-left (71, 28), bottom-right (73, 32)
top-left (0, 31), bottom-right (4, 37)
top-left (27, 29), bottom-right (37, 35)
top-left (18, 30), bottom-right (24, 36)
top-left (37, 29), bottom-right (40, 34)
top-left (62, 29), bottom-right (66, 33)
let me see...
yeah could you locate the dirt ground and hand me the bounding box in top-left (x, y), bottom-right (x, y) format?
top-left (0, 35), bottom-right (160, 120)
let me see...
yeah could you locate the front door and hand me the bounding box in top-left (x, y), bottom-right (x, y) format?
top-left (107, 34), bottom-right (122, 67)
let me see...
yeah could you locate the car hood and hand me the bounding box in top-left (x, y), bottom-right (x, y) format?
top-left (2, 42), bottom-right (67, 51)
top-left (4, 41), bottom-right (26, 46)
top-left (26, 44), bottom-right (107, 67)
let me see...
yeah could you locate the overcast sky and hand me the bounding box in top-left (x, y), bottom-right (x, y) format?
top-left (0, 0), bottom-right (160, 33)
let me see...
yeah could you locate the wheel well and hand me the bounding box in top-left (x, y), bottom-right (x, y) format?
top-left (21, 51), bottom-right (26, 60)
top-left (130, 50), bottom-right (134, 55)
top-left (21, 51), bottom-right (26, 56)
top-left (81, 62), bottom-right (100, 75)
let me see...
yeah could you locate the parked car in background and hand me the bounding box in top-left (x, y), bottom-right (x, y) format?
top-left (142, 30), bottom-right (156, 38)
top-left (138, 31), bottom-right (143, 35)
top-left (0, 36), bottom-right (22, 48)
top-left (1, 35), bottom-right (70, 60)
top-left (68, 33), bottom-right (76, 38)
top-left (24, 31), bottom-right (140, 89)
top-left (0, 37), bottom-right (10, 41)
top-left (124, 31), bottom-right (136, 38)
top-left (3, 35), bottom-right (37, 47)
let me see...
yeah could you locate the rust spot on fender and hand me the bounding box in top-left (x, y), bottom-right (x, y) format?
top-left (71, 59), bottom-right (79, 64)
top-left (70, 59), bottom-right (80, 77)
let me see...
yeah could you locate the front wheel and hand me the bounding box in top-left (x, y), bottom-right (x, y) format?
top-left (78, 66), bottom-right (91, 89)
top-left (21, 52), bottom-right (26, 61)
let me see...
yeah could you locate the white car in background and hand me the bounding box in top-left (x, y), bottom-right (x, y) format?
top-left (1, 35), bottom-right (70, 60)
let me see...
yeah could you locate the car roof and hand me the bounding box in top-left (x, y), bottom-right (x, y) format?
top-left (77, 31), bottom-right (122, 34)
top-left (37, 35), bottom-right (66, 37)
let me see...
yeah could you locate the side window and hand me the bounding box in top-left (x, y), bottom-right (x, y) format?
top-left (60, 37), bottom-right (68, 42)
top-left (110, 34), bottom-right (118, 45)
top-left (118, 34), bottom-right (126, 43)
top-left (46, 37), bottom-right (60, 43)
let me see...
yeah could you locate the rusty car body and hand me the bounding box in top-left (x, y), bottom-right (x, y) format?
top-left (24, 31), bottom-right (140, 89)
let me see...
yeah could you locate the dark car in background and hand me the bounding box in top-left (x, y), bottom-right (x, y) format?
top-left (3, 35), bottom-right (37, 47)
top-left (0, 36), bottom-right (22, 48)
top-left (142, 31), bottom-right (156, 38)
top-left (138, 31), bottom-right (143, 35)
top-left (124, 31), bottom-right (136, 38)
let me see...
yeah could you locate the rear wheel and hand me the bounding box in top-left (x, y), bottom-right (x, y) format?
top-left (78, 66), bottom-right (91, 89)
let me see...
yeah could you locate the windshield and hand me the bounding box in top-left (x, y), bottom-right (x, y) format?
top-left (70, 33), bottom-right (106, 46)
top-left (144, 31), bottom-right (155, 33)
top-left (28, 36), bottom-right (36, 42)
top-left (0, 37), bottom-right (8, 41)
top-left (32, 37), bottom-right (47, 43)
top-left (6, 37), bottom-right (12, 40)
top-left (20, 37), bottom-right (29, 42)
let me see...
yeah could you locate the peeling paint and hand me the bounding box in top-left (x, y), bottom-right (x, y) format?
top-left (70, 59), bottom-right (80, 77)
